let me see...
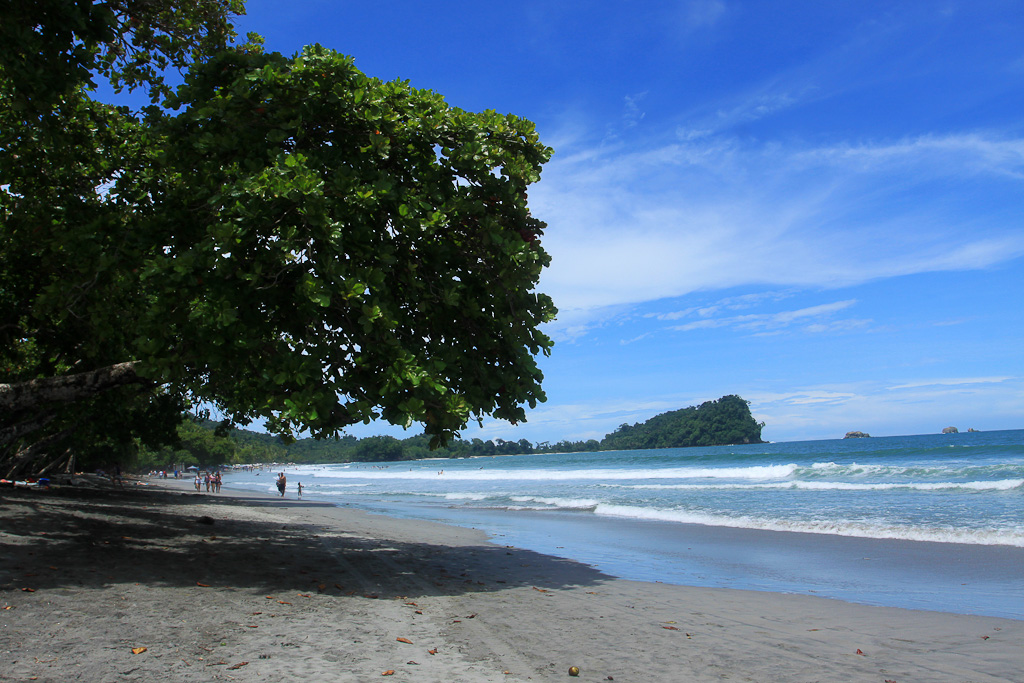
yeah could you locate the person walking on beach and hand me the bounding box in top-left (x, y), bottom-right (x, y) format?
top-left (194, 473), bottom-right (201, 492)
top-left (277, 472), bottom-right (287, 497)
top-left (297, 482), bottom-right (303, 499)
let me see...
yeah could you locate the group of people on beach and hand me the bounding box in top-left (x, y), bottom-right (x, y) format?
top-left (194, 471), bottom-right (222, 493)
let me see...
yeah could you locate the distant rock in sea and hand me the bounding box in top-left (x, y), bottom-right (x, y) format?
top-left (942, 426), bottom-right (959, 434)
top-left (967, 427), bottom-right (979, 432)
top-left (844, 431), bottom-right (870, 439)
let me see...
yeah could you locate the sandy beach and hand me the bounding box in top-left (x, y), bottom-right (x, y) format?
top-left (2, 478), bottom-right (1021, 682)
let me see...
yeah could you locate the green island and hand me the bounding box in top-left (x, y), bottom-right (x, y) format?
top-left (141, 394), bottom-right (765, 468)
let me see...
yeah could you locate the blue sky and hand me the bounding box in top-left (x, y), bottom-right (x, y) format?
top-left (227, 1), bottom-right (1023, 443)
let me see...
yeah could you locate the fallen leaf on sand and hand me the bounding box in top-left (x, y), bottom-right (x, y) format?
top-left (452, 620), bottom-right (462, 623)
top-left (251, 612), bottom-right (262, 615)
top-left (227, 662), bottom-right (248, 670)
top-left (396, 637), bottom-right (413, 644)
top-left (277, 601), bottom-right (292, 605)
top-left (3, 606), bottom-right (12, 610)
top-left (466, 613), bottom-right (477, 619)
top-left (663, 626), bottom-right (679, 631)
top-left (407, 661), bottom-right (419, 665)
top-left (381, 670), bottom-right (395, 676)
top-left (428, 648), bottom-right (438, 655)
top-left (298, 593), bottom-right (311, 598)
top-left (532, 587), bottom-right (549, 593)
top-left (405, 601), bottom-right (418, 606)
top-left (131, 647), bottom-right (147, 655)
top-left (981, 636), bottom-right (990, 640)
top-left (196, 582), bottom-right (210, 587)
top-left (246, 625), bottom-right (258, 628)
top-left (415, 610), bottom-right (423, 615)
top-left (21, 588), bottom-right (35, 593)
top-left (856, 649), bottom-right (865, 656)
top-left (503, 671), bottom-right (512, 675)
top-left (335, 583), bottom-right (344, 590)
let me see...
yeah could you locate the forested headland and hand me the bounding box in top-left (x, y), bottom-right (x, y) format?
top-left (141, 395), bottom-right (765, 469)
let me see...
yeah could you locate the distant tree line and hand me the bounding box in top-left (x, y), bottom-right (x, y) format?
top-left (139, 395), bottom-right (764, 469)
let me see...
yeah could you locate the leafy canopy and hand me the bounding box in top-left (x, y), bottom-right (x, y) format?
top-left (140, 45), bottom-right (556, 443)
top-left (0, 1), bottom-right (556, 476)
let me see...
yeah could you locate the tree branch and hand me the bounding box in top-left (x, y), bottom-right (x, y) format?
top-left (0, 362), bottom-right (148, 413)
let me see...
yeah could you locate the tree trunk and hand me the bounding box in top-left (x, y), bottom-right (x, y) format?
top-left (0, 412), bottom-right (56, 449)
top-left (2, 426), bottom-right (78, 479)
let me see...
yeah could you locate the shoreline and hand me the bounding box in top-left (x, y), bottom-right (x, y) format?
top-left (2, 478), bottom-right (1022, 682)
top-left (390, 500), bottom-right (1024, 620)
top-left (224, 472), bottom-right (1024, 620)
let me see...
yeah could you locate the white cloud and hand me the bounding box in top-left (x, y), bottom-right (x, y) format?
top-left (750, 376), bottom-right (1024, 441)
top-left (680, 0), bottom-right (728, 32)
top-left (459, 374), bottom-right (1023, 444)
top-left (887, 376), bottom-right (1013, 391)
top-left (794, 133), bottom-right (1024, 180)
top-left (667, 299), bottom-right (860, 333)
top-left (534, 129), bottom-right (1024, 331)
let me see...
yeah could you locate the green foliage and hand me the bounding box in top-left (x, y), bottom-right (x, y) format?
top-left (1, 0), bottom-right (246, 475)
top-left (200, 395), bottom-right (764, 466)
top-left (1, 3), bottom-right (555, 475)
top-left (136, 46), bottom-right (555, 445)
top-left (0, 0), bottom-right (245, 108)
top-left (600, 395), bottom-right (765, 451)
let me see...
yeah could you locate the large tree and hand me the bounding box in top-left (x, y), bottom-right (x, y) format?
top-left (0, 2), bottom-right (556, 477)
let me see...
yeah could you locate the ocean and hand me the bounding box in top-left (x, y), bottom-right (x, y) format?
top-left (223, 429), bottom-right (1024, 619)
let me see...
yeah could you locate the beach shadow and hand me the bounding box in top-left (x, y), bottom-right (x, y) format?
top-left (0, 486), bottom-right (611, 600)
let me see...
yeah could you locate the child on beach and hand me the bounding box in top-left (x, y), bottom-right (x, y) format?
top-left (297, 482), bottom-right (303, 499)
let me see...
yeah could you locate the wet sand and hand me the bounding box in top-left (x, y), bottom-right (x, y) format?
top-left (2, 477), bottom-right (1021, 682)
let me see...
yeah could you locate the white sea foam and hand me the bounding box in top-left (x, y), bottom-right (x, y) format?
top-left (302, 483), bottom-right (372, 489)
top-left (590, 504), bottom-right (1024, 547)
top-left (803, 461), bottom-right (1024, 479)
top-left (442, 492), bottom-right (492, 501)
top-left (607, 479), bottom-right (1024, 492)
top-left (296, 463), bottom-right (801, 482)
top-left (510, 496), bottom-right (601, 510)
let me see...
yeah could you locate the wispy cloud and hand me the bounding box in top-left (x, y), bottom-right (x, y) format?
top-left (535, 129), bottom-right (1024, 330)
top-left (887, 376), bottom-right (1013, 391)
top-left (667, 300), bottom-right (861, 333)
top-left (748, 376), bottom-right (1024, 441)
top-left (680, 0), bottom-right (728, 32)
top-left (460, 375), bottom-right (1024, 444)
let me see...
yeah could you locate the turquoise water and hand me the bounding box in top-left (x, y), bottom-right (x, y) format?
top-left (224, 429), bottom-right (1024, 618)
